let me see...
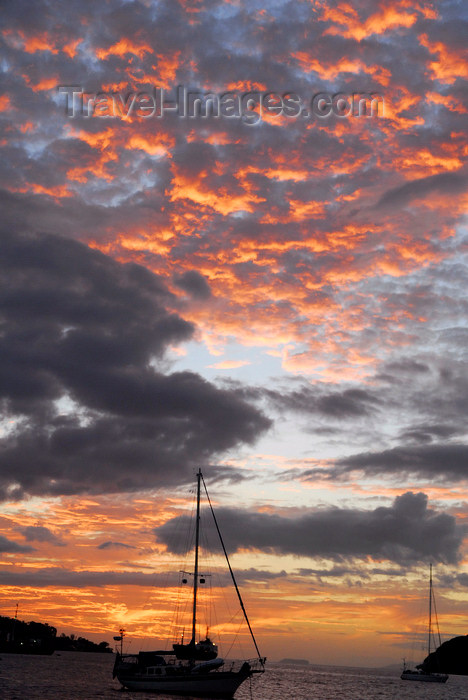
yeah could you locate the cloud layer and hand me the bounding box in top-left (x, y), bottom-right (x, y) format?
top-left (1, 0), bottom-right (466, 380)
top-left (155, 491), bottom-right (463, 565)
top-left (0, 0), bottom-right (467, 665)
top-left (0, 230), bottom-right (270, 499)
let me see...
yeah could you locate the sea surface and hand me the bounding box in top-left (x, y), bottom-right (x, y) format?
top-left (1, 653), bottom-right (468, 699)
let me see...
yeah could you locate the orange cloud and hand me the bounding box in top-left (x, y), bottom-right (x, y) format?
top-left (427, 92), bottom-right (467, 114)
top-left (30, 183), bottom-right (72, 198)
top-left (65, 126), bottom-right (121, 182)
top-left (125, 52), bottom-right (182, 89)
top-left (115, 230), bottom-right (175, 257)
top-left (292, 54), bottom-right (372, 82)
top-left (154, 51), bottom-right (182, 87)
top-left (22, 31), bottom-right (60, 54)
top-left (389, 146), bottom-right (464, 177)
top-left (101, 80), bottom-right (130, 93)
top-left (62, 38), bottom-right (82, 58)
top-left (96, 37), bottom-right (152, 60)
top-left (28, 76), bottom-right (59, 93)
top-left (322, 1), bottom-right (436, 42)
top-left (208, 360), bottom-right (251, 369)
top-left (225, 81), bottom-right (268, 92)
top-left (177, 0), bottom-right (204, 16)
top-left (381, 85), bottom-right (424, 129)
top-left (126, 133), bottom-right (175, 156)
top-left (419, 33), bottom-right (468, 84)
top-left (0, 95), bottom-right (12, 111)
top-left (9, 183), bottom-right (72, 199)
top-left (3, 29), bottom-right (82, 57)
top-left (187, 130), bottom-right (243, 146)
top-left (169, 165), bottom-right (265, 215)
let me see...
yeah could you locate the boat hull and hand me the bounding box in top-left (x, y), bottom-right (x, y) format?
top-left (401, 671), bottom-right (448, 683)
top-left (116, 670), bottom-right (250, 697)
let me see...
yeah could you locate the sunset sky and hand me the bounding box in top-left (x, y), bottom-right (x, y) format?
top-left (1, 0), bottom-right (468, 668)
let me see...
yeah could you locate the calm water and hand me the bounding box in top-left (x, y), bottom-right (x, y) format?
top-left (1, 653), bottom-right (468, 699)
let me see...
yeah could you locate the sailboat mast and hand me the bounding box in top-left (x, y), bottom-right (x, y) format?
top-left (191, 468), bottom-right (201, 644)
top-left (428, 562), bottom-right (433, 654)
top-left (201, 473), bottom-right (264, 665)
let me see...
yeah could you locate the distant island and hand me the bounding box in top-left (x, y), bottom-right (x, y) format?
top-left (0, 615), bottom-right (112, 655)
top-left (420, 635), bottom-right (468, 675)
top-left (280, 658), bottom-right (310, 665)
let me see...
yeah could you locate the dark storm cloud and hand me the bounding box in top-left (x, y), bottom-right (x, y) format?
top-left (155, 492), bottom-right (463, 565)
top-left (263, 385), bottom-right (380, 418)
top-left (0, 228), bottom-right (191, 410)
top-left (173, 270), bottom-right (212, 300)
top-left (0, 406), bottom-right (270, 499)
top-left (0, 568), bottom-right (171, 588)
top-left (0, 535), bottom-right (34, 554)
top-left (334, 444), bottom-right (468, 482)
top-left (201, 466), bottom-right (250, 485)
top-left (297, 565), bottom-right (407, 580)
top-left (377, 172), bottom-right (468, 209)
top-left (97, 541), bottom-right (135, 550)
top-left (0, 190), bottom-right (116, 241)
top-left (380, 358), bottom-right (431, 376)
top-left (20, 525), bottom-right (65, 546)
top-left (443, 572), bottom-right (468, 589)
top-left (281, 355), bottom-right (468, 483)
top-left (235, 568), bottom-right (288, 584)
top-left (1, 0), bottom-right (467, 501)
top-left (315, 389), bottom-right (379, 418)
top-left (0, 566), bottom-right (284, 588)
top-left (0, 231), bottom-right (271, 499)
top-left (399, 424), bottom-right (459, 444)
top-left (374, 356), bottom-right (468, 435)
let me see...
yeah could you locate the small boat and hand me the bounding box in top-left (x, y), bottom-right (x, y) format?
top-left (401, 564), bottom-right (448, 683)
top-left (113, 469), bottom-right (266, 697)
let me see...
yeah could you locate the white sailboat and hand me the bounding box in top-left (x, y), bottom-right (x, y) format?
top-left (401, 564), bottom-right (448, 683)
top-left (113, 469), bottom-right (266, 697)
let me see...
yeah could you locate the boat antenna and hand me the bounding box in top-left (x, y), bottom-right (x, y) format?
top-left (191, 468), bottom-right (202, 645)
top-left (201, 471), bottom-right (265, 666)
